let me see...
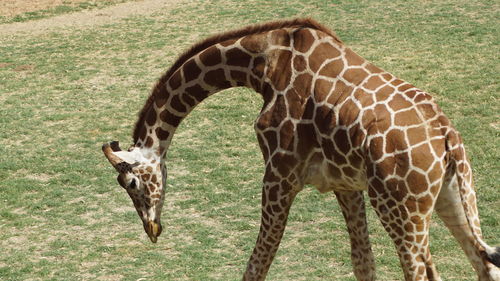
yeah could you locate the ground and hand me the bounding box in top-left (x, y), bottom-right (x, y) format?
top-left (1, 0), bottom-right (96, 17)
top-left (0, 1), bottom-right (498, 280)
top-left (0, 0), bottom-right (178, 34)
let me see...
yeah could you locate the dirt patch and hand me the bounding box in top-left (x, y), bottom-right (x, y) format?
top-left (0, 0), bottom-right (106, 17)
top-left (0, 0), bottom-right (183, 36)
top-left (2, 0), bottom-right (62, 17)
top-left (13, 64), bottom-right (35, 72)
top-left (0, 62), bottom-right (13, 68)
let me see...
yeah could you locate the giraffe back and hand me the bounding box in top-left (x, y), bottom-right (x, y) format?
top-left (252, 26), bottom-right (452, 194)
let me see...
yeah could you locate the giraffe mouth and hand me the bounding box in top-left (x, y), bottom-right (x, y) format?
top-left (149, 235), bottom-right (157, 243)
top-left (145, 220), bottom-right (162, 243)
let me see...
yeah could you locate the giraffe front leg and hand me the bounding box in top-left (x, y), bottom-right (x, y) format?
top-left (243, 177), bottom-right (298, 281)
top-left (335, 190), bottom-right (376, 281)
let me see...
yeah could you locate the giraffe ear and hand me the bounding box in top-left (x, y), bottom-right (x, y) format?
top-left (111, 150), bottom-right (142, 165)
top-left (103, 141), bottom-right (141, 167)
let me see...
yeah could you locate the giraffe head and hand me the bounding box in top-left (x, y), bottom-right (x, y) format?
top-left (102, 141), bottom-right (164, 243)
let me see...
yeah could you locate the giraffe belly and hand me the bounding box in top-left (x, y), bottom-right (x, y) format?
top-left (304, 159), bottom-right (368, 193)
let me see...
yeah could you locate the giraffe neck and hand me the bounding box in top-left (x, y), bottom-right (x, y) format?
top-left (131, 19), bottom-right (347, 160)
top-left (132, 35), bottom-right (271, 156)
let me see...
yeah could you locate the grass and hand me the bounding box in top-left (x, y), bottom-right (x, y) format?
top-left (0, 0), bottom-right (498, 280)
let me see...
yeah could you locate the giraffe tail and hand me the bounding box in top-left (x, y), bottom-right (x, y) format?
top-left (446, 130), bottom-right (500, 269)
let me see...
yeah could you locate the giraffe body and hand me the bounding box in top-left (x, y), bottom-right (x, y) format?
top-left (102, 19), bottom-right (500, 281)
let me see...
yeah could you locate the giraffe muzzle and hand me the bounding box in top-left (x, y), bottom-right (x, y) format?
top-left (145, 220), bottom-right (162, 243)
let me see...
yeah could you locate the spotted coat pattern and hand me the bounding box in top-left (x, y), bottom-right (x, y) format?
top-left (103, 19), bottom-right (500, 281)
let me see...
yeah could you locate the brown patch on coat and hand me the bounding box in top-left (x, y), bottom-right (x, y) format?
top-left (407, 171), bottom-right (428, 194)
top-left (293, 73), bottom-right (313, 99)
top-left (385, 128), bottom-right (407, 153)
top-left (226, 47), bottom-right (252, 68)
top-left (338, 99), bottom-right (360, 126)
top-left (411, 143), bottom-right (434, 172)
top-left (293, 55), bottom-right (307, 72)
top-left (199, 46), bottom-right (222, 66)
top-left (343, 68), bottom-right (369, 85)
top-left (315, 105), bottom-right (336, 134)
top-left (344, 48), bottom-right (365, 66)
top-left (204, 68), bottom-right (231, 89)
top-left (270, 29), bottom-right (291, 47)
top-left (313, 78), bottom-right (333, 102)
top-left (241, 33), bottom-right (269, 53)
top-left (394, 108), bottom-right (421, 127)
top-left (292, 28), bottom-right (315, 53)
top-left (388, 95), bottom-right (413, 112)
top-left (182, 59), bottom-right (202, 83)
top-left (268, 50), bottom-right (293, 91)
top-left (363, 76), bottom-right (385, 91)
top-left (309, 43), bottom-right (342, 72)
top-left (328, 80), bottom-right (353, 106)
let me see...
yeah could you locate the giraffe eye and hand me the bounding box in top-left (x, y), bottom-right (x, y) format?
top-left (128, 178), bottom-right (138, 189)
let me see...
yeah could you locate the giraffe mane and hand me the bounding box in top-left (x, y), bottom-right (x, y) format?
top-left (132, 17), bottom-right (341, 144)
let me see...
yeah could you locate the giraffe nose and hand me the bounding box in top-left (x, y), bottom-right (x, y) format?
top-left (145, 220), bottom-right (162, 243)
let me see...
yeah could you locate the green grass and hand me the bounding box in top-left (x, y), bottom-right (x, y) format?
top-left (0, 0), bottom-right (498, 280)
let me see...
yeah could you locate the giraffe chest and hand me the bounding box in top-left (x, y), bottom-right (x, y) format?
top-left (298, 106), bottom-right (369, 192)
top-left (303, 146), bottom-right (368, 193)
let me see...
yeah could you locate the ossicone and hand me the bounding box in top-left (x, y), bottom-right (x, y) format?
top-left (102, 141), bottom-right (124, 167)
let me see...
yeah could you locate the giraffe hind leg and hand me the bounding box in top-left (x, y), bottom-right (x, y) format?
top-left (335, 190), bottom-right (376, 281)
top-left (367, 172), bottom-right (441, 281)
top-left (435, 172), bottom-right (500, 280)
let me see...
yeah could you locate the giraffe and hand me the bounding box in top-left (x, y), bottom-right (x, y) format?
top-left (102, 18), bottom-right (500, 281)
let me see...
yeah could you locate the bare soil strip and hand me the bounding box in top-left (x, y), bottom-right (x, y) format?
top-left (0, 0), bottom-right (114, 17)
top-left (0, 0), bottom-right (182, 36)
